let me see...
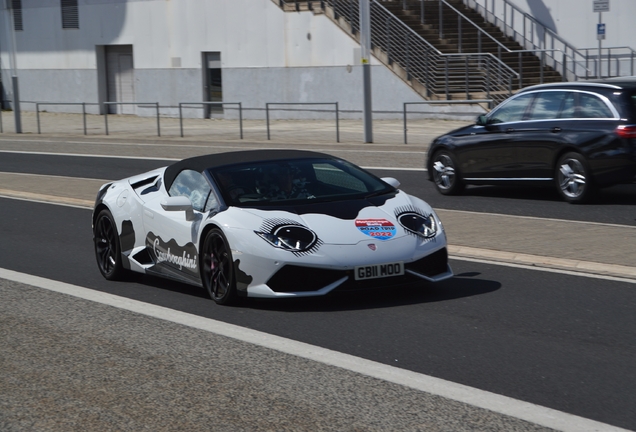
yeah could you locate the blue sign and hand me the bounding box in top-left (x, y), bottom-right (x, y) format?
top-left (597, 23), bottom-right (606, 40)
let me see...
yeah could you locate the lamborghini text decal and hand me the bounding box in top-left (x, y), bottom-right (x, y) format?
top-left (146, 232), bottom-right (198, 274)
top-left (154, 238), bottom-right (197, 270)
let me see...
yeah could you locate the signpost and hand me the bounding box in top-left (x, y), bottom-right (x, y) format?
top-left (593, 0), bottom-right (609, 78)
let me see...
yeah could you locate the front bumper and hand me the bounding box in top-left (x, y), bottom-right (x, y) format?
top-left (246, 247), bottom-right (453, 298)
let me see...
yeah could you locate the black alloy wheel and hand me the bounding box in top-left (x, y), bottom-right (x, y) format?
top-left (94, 209), bottom-right (126, 280)
top-left (556, 152), bottom-right (594, 203)
top-left (431, 150), bottom-right (465, 195)
top-left (201, 228), bottom-right (237, 305)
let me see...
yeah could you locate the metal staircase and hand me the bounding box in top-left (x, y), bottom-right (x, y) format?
top-left (274, 0), bottom-right (520, 104)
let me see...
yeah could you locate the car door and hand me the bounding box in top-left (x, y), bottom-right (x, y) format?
top-left (513, 90), bottom-right (571, 180)
top-left (455, 93), bottom-right (535, 180)
top-left (142, 169), bottom-right (217, 285)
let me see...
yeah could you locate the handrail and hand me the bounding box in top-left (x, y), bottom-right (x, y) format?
top-left (463, 0), bottom-right (636, 80)
top-left (35, 102), bottom-right (99, 135)
top-left (273, 0), bottom-right (519, 101)
top-left (103, 102), bottom-right (160, 136)
top-left (265, 102), bottom-right (340, 142)
top-left (178, 102), bottom-right (243, 138)
top-left (438, 0), bottom-right (511, 54)
top-left (371, 0), bottom-right (519, 99)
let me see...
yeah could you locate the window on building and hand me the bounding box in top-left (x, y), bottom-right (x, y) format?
top-left (12, 0), bottom-right (23, 31)
top-left (61, 0), bottom-right (79, 29)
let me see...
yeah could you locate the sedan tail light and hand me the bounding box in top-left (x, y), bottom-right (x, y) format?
top-left (616, 125), bottom-right (636, 138)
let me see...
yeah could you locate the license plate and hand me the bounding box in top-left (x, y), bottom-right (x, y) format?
top-left (355, 261), bottom-right (404, 281)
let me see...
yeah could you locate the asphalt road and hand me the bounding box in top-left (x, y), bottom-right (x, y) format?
top-left (2, 151), bottom-right (636, 226)
top-left (1, 152), bottom-right (636, 430)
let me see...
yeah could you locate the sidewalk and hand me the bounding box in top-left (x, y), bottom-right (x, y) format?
top-left (0, 110), bottom-right (472, 148)
top-left (1, 110), bottom-right (635, 281)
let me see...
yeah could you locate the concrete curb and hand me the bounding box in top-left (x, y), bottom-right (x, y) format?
top-left (449, 245), bottom-right (636, 282)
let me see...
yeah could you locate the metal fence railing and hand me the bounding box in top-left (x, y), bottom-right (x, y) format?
top-left (35, 102), bottom-right (100, 134)
top-left (402, 99), bottom-right (491, 144)
top-left (178, 102), bottom-right (243, 138)
top-left (463, 0), bottom-right (634, 80)
top-left (104, 102), bottom-right (161, 136)
top-left (265, 102), bottom-right (340, 142)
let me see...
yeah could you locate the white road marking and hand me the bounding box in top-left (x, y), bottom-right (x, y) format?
top-left (0, 149), bottom-right (178, 162)
top-left (452, 256), bottom-right (636, 284)
top-left (0, 267), bottom-right (629, 432)
top-left (0, 144), bottom-right (426, 155)
top-left (440, 208), bottom-right (636, 230)
top-left (0, 149), bottom-right (425, 172)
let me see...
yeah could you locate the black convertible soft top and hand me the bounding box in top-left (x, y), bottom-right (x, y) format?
top-left (163, 149), bottom-right (332, 191)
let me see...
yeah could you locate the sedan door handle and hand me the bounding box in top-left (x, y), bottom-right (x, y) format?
top-left (505, 128), bottom-right (514, 133)
top-left (551, 127), bottom-right (562, 133)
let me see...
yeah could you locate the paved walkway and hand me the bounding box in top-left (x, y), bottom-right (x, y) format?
top-left (1, 110), bottom-right (635, 281)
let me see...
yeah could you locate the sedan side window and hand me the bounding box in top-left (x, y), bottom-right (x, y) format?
top-left (559, 93), bottom-right (577, 118)
top-left (168, 169), bottom-right (213, 212)
top-left (528, 91), bottom-right (568, 120)
top-left (578, 93), bottom-right (614, 118)
top-left (488, 93), bottom-right (534, 124)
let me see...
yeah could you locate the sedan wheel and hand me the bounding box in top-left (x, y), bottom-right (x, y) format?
top-left (431, 151), bottom-right (464, 195)
top-left (201, 228), bottom-right (237, 305)
top-left (556, 152), bottom-right (594, 203)
top-left (94, 209), bottom-right (125, 280)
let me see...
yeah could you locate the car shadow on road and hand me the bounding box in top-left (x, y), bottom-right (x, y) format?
top-left (240, 272), bottom-right (500, 312)
top-left (461, 184), bottom-right (636, 205)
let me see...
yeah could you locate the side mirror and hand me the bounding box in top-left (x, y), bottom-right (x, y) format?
top-left (476, 115), bottom-right (489, 126)
top-left (161, 196), bottom-right (194, 220)
top-left (381, 177), bottom-right (401, 189)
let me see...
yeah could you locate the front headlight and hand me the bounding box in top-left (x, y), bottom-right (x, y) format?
top-left (398, 212), bottom-right (437, 238)
top-left (255, 225), bottom-right (318, 252)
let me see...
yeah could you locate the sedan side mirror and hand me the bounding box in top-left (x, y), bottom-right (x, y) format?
top-left (161, 196), bottom-right (195, 221)
top-left (476, 115), bottom-right (489, 126)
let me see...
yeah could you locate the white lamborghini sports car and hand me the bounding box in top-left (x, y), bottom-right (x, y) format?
top-left (92, 150), bottom-right (453, 305)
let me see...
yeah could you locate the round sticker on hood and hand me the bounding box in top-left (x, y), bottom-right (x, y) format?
top-left (355, 218), bottom-right (396, 240)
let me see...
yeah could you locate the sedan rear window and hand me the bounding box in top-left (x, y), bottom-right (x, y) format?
top-left (578, 93), bottom-right (614, 118)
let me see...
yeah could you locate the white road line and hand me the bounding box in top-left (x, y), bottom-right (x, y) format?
top-left (0, 149), bottom-right (178, 162)
top-left (0, 171), bottom-right (111, 183)
top-left (0, 267), bottom-right (628, 432)
top-left (0, 194), bottom-right (92, 209)
top-left (452, 256), bottom-right (636, 284)
top-left (439, 208), bottom-right (636, 230)
top-left (0, 143), bottom-right (426, 155)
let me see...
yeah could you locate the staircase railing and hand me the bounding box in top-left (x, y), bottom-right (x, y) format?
top-left (402, 0), bottom-right (571, 86)
top-left (462, 0), bottom-right (634, 80)
top-left (275, 0), bottom-right (519, 103)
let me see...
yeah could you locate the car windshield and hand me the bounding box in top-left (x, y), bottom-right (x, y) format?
top-left (210, 157), bottom-right (394, 207)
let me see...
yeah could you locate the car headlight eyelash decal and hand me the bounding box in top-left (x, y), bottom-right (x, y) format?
top-left (395, 205), bottom-right (437, 239)
top-left (255, 218), bottom-right (322, 256)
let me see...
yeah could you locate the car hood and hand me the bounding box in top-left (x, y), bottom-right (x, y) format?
top-left (223, 191), bottom-right (436, 244)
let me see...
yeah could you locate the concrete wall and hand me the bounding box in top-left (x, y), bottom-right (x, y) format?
top-left (2, 0), bottom-right (431, 118)
top-left (1, 0), bottom-right (632, 119)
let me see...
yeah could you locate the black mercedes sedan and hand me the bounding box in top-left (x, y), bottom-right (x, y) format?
top-left (426, 77), bottom-right (636, 203)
